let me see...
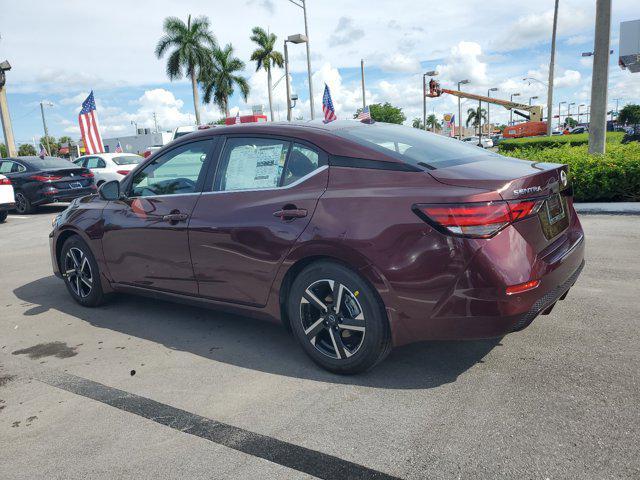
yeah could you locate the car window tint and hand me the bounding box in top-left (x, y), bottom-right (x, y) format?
top-left (333, 123), bottom-right (500, 169)
top-left (130, 140), bottom-right (210, 197)
top-left (73, 158), bottom-right (86, 167)
top-left (217, 138), bottom-right (290, 191)
top-left (0, 161), bottom-right (25, 174)
top-left (282, 144), bottom-right (319, 186)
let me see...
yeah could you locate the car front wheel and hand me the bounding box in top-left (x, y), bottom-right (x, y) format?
top-left (14, 191), bottom-right (33, 214)
top-left (60, 236), bottom-right (106, 307)
top-left (288, 261), bottom-right (392, 374)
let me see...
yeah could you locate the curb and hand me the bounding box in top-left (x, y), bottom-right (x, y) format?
top-left (574, 203), bottom-right (640, 215)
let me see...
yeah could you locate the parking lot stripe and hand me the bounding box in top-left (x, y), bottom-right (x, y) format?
top-left (26, 365), bottom-right (401, 480)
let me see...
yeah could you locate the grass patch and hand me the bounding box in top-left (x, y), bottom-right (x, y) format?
top-left (498, 132), bottom-right (625, 152)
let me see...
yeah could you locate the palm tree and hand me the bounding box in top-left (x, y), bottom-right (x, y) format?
top-left (155, 15), bottom-right (217, 125)
top-left (200, 44), bottom-right (249, 118)
top-left (250, 27), bottom-right (284, 121)
top-left (426, 114), bottom-right (439, 131)
top-left (466, 107), bottom-right (488, 134)
top-left (412, 118), bottom-right (424, 129)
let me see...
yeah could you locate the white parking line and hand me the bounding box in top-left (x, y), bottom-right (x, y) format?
top-left (7, 215), bottom-right (31, 219)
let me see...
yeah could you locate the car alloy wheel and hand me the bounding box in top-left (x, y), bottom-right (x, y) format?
top-left (300, 279), bottom-right (366, 359)
top-left (14, 192), bottom-right (28, 213)
top-left (64, 247), bottom-right (93, 298)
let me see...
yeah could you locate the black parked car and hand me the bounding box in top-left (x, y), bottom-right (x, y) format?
top-left (0, 156), bottom-right (96, 214)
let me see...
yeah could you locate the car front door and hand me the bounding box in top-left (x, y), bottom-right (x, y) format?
top-left (189, 136), bottom-right (328, 306)
top-left (101, 139), bottom-right (215, 295)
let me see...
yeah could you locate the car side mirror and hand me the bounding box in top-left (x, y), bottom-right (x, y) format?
top-left (98, 180), bottom-right (121, 201)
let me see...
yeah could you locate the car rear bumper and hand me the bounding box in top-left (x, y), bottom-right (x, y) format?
top-left (0, 202), bottom-right (15, 211)
top-left (32, 187), bottom-right (96, 206)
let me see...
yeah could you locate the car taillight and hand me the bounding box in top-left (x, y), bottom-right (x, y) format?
top-left (30, 175), bottom-right (63, 182)
top-left (506, 280), bottom-right (540, 295)
top-left (0, 177), bottom-right (11, 185)
top-left (116, 170), bottom-right (131, 176)
top-left (81, 172), bottom-right (94, 178)
top-left (414, 199), bottom-right (544, 238)
top-left (143, 151), bottom-right (151, 158)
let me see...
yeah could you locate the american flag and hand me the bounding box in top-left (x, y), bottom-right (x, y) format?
top-left (38, 144), bottom-right (47, 159)
top-left (357, 105), bottom-right (371, 121)
top-left (78, 91), bottom-right (104, 154)
top-left (235, 112), bottom-right (241, 124)
top-left (322, 84), bottom-right (337, 123)
top-left (115, 141), bottom-right (123, 153)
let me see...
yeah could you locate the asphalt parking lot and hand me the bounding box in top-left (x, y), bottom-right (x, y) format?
top-left (1, 206), bottom-right (638, 479)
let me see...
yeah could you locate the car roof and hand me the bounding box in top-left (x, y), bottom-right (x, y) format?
top-left (77, 152), bottom-right (141, 159)
top-left (178, 120), bottom-right (407, 163)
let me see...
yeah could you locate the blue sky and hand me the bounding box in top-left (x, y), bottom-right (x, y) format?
top-left (1, 0), bottom-right (639, 146)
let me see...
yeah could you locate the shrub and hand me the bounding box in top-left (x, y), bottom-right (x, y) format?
top-left (498, 132), bottom-right (625, 152)
top-left (502, 143), bottom-right (640, 202)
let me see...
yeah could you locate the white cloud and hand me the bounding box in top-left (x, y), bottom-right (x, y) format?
top-left (566, 35), bottom-right (591, 46)
top-left (555, 70), bottom-right (582, 88)
top-left (380, 53), bottom-right (421, 73)
top-left (437, 42), bottom-right (488, 86)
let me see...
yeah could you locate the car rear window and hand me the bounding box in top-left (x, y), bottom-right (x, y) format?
top-left (332, 123), bottom-right (499, 169)
top-left (23, 157), bottom-right (74, 169)
top-left (113, 155), bottom-right (143, 165)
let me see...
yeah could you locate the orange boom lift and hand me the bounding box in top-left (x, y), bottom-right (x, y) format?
top-left (426, 81), bottom-right (547, 138)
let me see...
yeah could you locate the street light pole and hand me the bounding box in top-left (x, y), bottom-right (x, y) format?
top-left (487, 87), bottom-right (498, 134)
top-left (510, 93), bottom-right (520, 126)
top-left (529, 96), bottom-right (539, 106)
top-left (577, 104), bottom-right (585, 122)
top-left (0, 61), bottom-right (17, 157)
top-left (558, 101), bottom-right (566, 129)
top-left (457, 79), bottom-right (469, 140)
top-left (588, 0), bottom-right (612, 154)
top-left (39, 101), bottom-right (53, 155)
top-left (284, 40), bottom-right (292, 121)
top-left (547, 0), bottom-right (560, 136)
top-left (567, 102), bottom-right (575, 124)
top-left (360, 59), bottom-right (366, 110)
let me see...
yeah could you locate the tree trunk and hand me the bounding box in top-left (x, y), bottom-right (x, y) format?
top-left (267, 68), bottom-right (274, 122)
top-left (190, 68), bottom-right (201, 125)
top-left (224, 98), bottom-right (229, 119)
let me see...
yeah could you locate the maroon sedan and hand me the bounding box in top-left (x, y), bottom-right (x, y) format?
top-left (50, 121), bottom-right (584, 373)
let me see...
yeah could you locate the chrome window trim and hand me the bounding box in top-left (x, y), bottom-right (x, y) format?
top-left (203, 165), bottom-right (328, 196)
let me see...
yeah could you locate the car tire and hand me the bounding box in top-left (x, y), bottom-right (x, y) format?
top-left (0, 211), bottom-right (7, 223)
top-left (288, 261), bottom-right (392, 374)
top-left (14, 191), bottom-right (34, 214)
top-left (60, 235), bottom-right (106, 307)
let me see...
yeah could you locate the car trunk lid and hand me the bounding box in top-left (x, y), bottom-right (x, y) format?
top-left (39, 168), bottom-right (94, 190)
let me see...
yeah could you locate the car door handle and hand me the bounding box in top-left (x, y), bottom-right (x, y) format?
top-left (273, 208), bottom-right (307, 220)
top-left (162, 213), bottom-right (189, 223)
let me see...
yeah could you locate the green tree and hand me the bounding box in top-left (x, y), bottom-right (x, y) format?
top-left (564, 116), bottom-right (578, 128)
top-left (0, 143), bottom-right (7, 158)
top-left (18, 144), bottom-right (37, 156)
top-left (250, 27), bottom-right (284, 122)
top-left (155, 14), bottom-right (217, 125)
top-left (466, 107), bottom-right (487, 134)
top-left (200, 44), bottom-right (249, 118)
top-left (412, 118), bottom-right (424, 129)
top-left (426, 114), bottom-right (440, 131)
top-left (40, 136), bottom-right (60, 156)
top-left (618, 104), bottom-right (640, 125)
top-left (58, 135), bottom-right (73, 145)
top-left (354, 102), bottom-right (406, 124)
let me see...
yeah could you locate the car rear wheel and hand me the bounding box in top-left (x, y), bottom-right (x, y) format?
top-left (60, 236), bottom-right (106, 307)
top-left (14, 191), bottom-right (33, 214)
top-left (0, 211), bottom-right (7, 223)
top-left (288, 261), bottom-right (392, 374)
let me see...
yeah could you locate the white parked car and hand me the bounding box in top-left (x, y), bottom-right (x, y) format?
top-left (462, 136), bottom-right (494, 148)
top-left (73, 153), bottom-right (144, 186)
top-left (0, 173), bottom-right (15, 223)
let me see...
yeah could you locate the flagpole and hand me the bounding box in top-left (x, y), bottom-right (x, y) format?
top-left (360, 59), bottom-right (366, 109)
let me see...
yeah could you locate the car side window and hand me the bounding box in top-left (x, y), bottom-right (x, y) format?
top-left (86, 157), bottom-right (105, 169)
top-left (282, 143), bottom-right (320, 186)
top-left (217, 137), bottom-right (290, 192)
top-left (129, 140), bottom-right (211, 197)
top-left (0, 161), bottom-right (25, 174)
top-left (73, 158), bottom-right (86, 167)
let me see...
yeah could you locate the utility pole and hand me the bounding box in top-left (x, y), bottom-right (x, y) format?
top-left (423, 75), bottom-right (427, 131)
top-left (39, 101), bottom-right (53, 155)
top-left (0, 61), bottom-right (17, 157)
top-left (558, 101), bottom-right (566, 129)
top-left (547, 0), bottom-right (560, 136)
top-left (360, 59), bottom-right (366, 109)
top-left (510, 93), bottom-right (520, 126)
top-left (588, 0), bottom-right (612, 154)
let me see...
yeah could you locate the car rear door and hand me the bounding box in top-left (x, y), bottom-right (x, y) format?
top-left (101, 139), bottom-right (216, 295)
top-left (189, 136), bottom-right (328, 306)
